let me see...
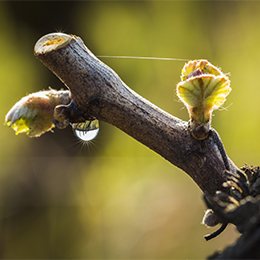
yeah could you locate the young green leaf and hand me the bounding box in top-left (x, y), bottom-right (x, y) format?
top-left (177, 60), bottom-right (231, 139)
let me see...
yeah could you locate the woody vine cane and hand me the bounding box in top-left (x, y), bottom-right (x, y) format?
top-left (5, 33), bottom-right (236, 240)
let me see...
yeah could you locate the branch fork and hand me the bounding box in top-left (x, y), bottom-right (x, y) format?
top-left (5, 33), bottom-right (239, 197)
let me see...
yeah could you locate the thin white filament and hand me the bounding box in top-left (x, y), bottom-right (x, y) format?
top-left (97, 55), bottom-right (189, 62)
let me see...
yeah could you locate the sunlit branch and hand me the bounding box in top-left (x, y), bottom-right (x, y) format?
top-left (33, 32), bottom-right (239, 196)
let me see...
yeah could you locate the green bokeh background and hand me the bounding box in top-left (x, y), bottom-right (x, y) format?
top-left (0, 1), bottom-right (258, 258)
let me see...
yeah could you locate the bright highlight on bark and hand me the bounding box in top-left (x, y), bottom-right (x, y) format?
top-left (5, 89), bottom-right (70, 137)
top-left (176, 60), bottom-right (231, 140)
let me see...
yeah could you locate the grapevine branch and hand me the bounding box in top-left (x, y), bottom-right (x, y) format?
top-left (33, 33), bottom-right (239, 196)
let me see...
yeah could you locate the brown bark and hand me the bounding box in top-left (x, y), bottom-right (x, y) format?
top-left (34, 33), bottom-right (238, 196)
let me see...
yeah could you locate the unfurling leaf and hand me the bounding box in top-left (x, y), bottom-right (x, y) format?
top-left (177, 60), bottom-right (231, 139)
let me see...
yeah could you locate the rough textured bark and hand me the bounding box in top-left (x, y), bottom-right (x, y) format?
top-left (34, 33), bottom-right (238, 196)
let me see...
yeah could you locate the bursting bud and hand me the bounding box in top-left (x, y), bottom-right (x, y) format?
top-left (5, 89), bottom-right (70, 137)
top-left (177, 60), bottom-right (231, 140)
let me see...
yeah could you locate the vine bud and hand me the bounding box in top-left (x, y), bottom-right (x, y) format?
top-left (177, 60), bottom-right (231, 140)
top-left (5, 89), bottom-right (70, 137)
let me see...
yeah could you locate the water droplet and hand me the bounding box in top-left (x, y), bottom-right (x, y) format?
top-left (71, 120), bottom-right (99, 142)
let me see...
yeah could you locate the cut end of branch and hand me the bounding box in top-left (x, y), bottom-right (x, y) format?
top-left (34, 33), bottom-right (72, 55)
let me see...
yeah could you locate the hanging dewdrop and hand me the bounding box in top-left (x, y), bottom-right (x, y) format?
top-left (177, 60), bottom-right (231, 140)
top-left (71, 119), bottom-right (100, 142)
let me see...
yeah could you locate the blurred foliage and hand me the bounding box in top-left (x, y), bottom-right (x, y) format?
top-left (1, 0), bottom-right (260, 258)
